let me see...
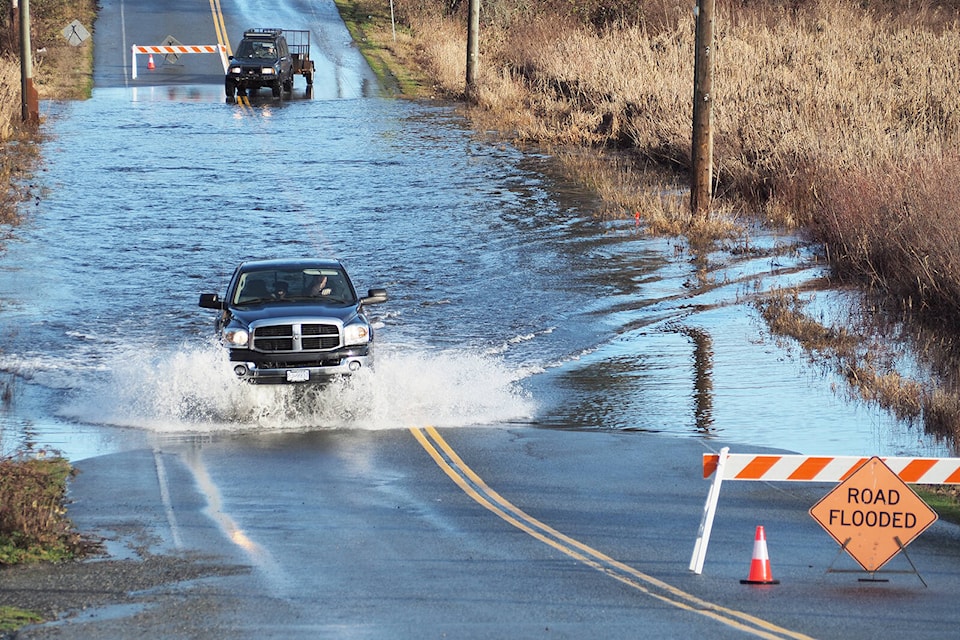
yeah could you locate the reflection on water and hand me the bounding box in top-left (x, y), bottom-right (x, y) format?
top-left (683, 325), bottom-right (714, 433)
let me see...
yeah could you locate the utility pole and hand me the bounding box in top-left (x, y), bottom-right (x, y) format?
top-left (18, 0), bottom-right (39, 125)
top-left (690, 0), bottom-right (715, 219)
top-left (465, 0), bottom-right (479, 102)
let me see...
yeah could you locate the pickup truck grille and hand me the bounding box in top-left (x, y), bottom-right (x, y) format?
top-left (252, 323), bottom-right (340, 352)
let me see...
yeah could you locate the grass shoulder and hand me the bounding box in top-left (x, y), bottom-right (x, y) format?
top-left (0, 606), bottom-right (43, 633)
top-left (332, 0), bottom-right (432, 97)
top-left (0, 453), bottom-right (87, 632)
top-left (915, 487), bottom-right (960, 526)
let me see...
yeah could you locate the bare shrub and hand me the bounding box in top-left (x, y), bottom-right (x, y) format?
top-left (0, 454), bottom-right (82, 564)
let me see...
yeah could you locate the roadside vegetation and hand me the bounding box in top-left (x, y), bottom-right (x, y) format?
top-left (0, 0), bottom-right (96, 630)
top-left (0, 0), bottom-right (95, 224)
top-left (0, 452), bottom-right (83, 565)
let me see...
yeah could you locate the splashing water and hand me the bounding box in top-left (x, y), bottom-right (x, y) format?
top-left (58, 341), bottom-right (535, 434)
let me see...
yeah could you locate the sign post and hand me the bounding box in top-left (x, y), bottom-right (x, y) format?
top-left (809, 456), bottom-right (937, 579)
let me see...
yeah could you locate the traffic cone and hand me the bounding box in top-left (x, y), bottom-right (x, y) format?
top-left (147, 54), bottom-right (156, 70)
top-left (740, 525), bottom-right (780, 585)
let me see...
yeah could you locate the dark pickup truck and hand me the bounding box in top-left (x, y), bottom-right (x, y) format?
top-left (199, 258), bottom-right (387, 384)
top-left (225, 28), bottom-right (315, 98)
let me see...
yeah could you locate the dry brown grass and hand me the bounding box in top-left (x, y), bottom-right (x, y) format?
top-left (393, 0), bottom-right (960, 236)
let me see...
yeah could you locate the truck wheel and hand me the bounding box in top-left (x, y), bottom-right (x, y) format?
top-left (283, 78), bottom-right (293, 93)
top-left (225, 80), bottom-right (236, 99)
top-left (272, 81), bottom-right (282, 98)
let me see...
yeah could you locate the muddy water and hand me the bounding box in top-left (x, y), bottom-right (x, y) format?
top-left (0, 81), bottom-right (951, 461)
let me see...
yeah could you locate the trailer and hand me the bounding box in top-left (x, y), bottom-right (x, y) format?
top-left (282, 29), bottom-right (315, 87)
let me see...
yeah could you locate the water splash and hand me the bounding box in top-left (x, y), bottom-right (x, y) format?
top-left (58, 341), bottom-right (535, 433)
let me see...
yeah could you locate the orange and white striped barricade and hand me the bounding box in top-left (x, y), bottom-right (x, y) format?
top-left (689, 447), bottom-right (960, 574)
top-left (131, 44), bottom-right (229, 79)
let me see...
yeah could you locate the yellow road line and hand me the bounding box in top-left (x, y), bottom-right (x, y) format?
top-left (410, 426), bottom-right (815, 640)
top-left (209, 0), bottom-right (231, 55)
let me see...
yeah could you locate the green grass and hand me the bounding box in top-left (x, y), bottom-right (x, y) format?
top-left (332, 0), bottom-right (429, 96)
top-left (0, 606), bottom-right (43, 632)
top-left (916, 487), bottom-right (960, 526)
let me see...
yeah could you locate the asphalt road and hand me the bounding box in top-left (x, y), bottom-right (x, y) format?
top-left (6, 427), bottom-right (958, 639)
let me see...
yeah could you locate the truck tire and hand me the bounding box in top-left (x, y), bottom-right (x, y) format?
top-left (272, 81), bottom-right (282, 98)
top-left (225, 80), bottom-right (236, 99)
top-left (283, 77), bottom-right (293, 93)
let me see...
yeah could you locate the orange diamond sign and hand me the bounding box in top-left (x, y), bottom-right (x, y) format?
top-left (809, 456), bottom-right (938, 572)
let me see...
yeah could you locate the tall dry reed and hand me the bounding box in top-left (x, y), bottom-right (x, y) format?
top-left (0, 57), bottom-right (20, 141)
top-left (0, 56), bottom-right (29, 226)
top-left (395, 0), bottom-right (960, 321)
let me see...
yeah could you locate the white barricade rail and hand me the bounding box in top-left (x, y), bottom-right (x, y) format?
top-left (689, 447), bottom-right (960, 574)
top-left (703, 452), bottom-right (960, 484)
top-left (131, 44), bottom-right (229, 80)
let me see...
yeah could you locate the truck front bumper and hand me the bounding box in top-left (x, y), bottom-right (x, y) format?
top-left (228, 347), bottom-right (373, 384)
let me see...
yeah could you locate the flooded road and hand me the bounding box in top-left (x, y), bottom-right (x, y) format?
top-left (6, 2), bottom-right (960, 638)
top-left (0, 0), bottom-right (953, 463)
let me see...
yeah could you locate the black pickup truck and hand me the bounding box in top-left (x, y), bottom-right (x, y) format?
top-left (199, 258), bottom-right (387, 384)
top-left (225, 28), bottom-right (315, 98)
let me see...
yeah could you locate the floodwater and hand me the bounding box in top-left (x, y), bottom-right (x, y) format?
top-left (0, 14), bottom-right (953, 462)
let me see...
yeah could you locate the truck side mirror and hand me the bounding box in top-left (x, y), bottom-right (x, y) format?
top-left (199, 293), bottom-right (224, 309)
top-left (361, 288), bottom-right (388, 305)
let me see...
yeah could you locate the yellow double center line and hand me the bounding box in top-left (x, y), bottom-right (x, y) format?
top-left (209, 0), bottom-right (256, 107)
top-left (410, 426), bottom-right (814, 640)
top-left (209, 0), bottom-right (231, 55)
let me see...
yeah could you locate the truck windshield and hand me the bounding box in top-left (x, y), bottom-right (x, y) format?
top-left (233, 268), bottom-right (355, 305)
top-left (236, 41), bottom-right (276, 59)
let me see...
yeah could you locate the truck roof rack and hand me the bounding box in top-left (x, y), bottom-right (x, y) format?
top-left (243, 28), bottom-right (284, 38)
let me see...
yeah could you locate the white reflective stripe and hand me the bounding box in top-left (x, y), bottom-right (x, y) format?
top-left (705, 453), bottom-right (960, 483)
top-left (130, 44), bottom-right (229, 79)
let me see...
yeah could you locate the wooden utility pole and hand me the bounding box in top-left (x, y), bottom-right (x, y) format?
top-left (18, 0), bottom-right (39, 125)
top-left (465, 0), bottom-right (479, 101)
top-left (690, 0), bottom-right (715, 218)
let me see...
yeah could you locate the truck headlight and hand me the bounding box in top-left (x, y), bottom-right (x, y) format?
top-left (261, 67), bottom-right (276, 75)
top-left (343, 323), bottom-right (370, 346)
top-left (229, 66), bottom-right (242, 74)
top-left (223, 328), bottom-right (249, 347)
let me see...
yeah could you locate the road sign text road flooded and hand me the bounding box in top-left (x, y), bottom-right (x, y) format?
top-left (810, 457), bottom-right (937, 571)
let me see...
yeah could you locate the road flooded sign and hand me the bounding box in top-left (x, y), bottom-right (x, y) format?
top-left (809, 456), bottom-right (938, 572)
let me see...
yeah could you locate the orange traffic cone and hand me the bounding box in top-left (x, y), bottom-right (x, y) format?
top-left (740, 525), bottom-right (779, 585)
top-left (147, 54), bottom-right (156, 70)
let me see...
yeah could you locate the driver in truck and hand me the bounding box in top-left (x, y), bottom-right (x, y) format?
top-left (309, 275), bottom-right (330, 297)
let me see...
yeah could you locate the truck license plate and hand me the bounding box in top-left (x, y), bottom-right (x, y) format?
top-left (286, 370), bottom-right (310, 382)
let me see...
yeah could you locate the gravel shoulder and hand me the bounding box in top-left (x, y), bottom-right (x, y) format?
top-left (0, 449), bottom-right (257, 638)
